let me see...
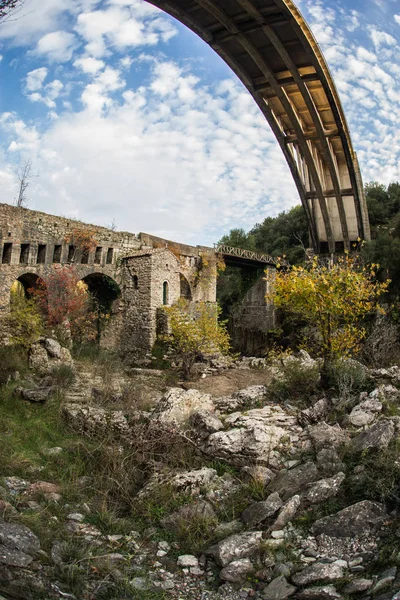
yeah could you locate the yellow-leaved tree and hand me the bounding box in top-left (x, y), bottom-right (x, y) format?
top-left (163, 299), bottom-right (230, 379)
top-left (266, 254), bottom-right (389, 373)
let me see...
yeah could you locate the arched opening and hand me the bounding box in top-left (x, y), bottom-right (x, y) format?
top-left (80, 273), bottom-right (121, 341)
top-left (11, 273), bottom-right (46, 301)
top-left (163, 281), bottom-right (169, 306)
top-left (180, 274), bottom-right (192, 301)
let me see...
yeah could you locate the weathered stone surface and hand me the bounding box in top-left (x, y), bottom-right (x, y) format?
top-left (291, 563), bottom-right (344, 587)
top-left (62, 403), bottom-right (130, 437)
top-left (316, 449), bottom-right (344, 477)
top-left (0, 522), bottom-right (40, 567)
top-left (298, 398), bottom-right (330, 426)
top-left (242, 465), bottom-right (275, 486)
top-left (19, 387), bottom-right (53, 403)
top-left (295, 585), bottom-right (343, 600)
top-left (312, 500), bottom-right (388, 538)
top-left (307, 423), bottom-right (350, 451)
top-left (349, 397), bottom-right (382, 427)
top-left (262, 575), bottom-right (296, 600)
top-left (138, 467), bottom-right (218, 498)
top-left (190, 410), bottom-right (224, 437)
top-left (29, 338), bottom-right (74, 374)
top-left (241, 492), bottom-right (283, 527)
top-left (177, 555), bottom-right (199, 568)
top-left (371, 567), bottom-right (397, 594)
top-left (353, 419), bottom-right (394, 452)
top-left (44, 338), bottom-right (63, 359)
top-left (206, 531), bottom-right (263, 566)
top-left (342, 579), bottom-right (373, 594)
top-left (214, 520), bottom-right (243, 539)
top-left (215, 386), bottom-right (268, 413)
top-left (152, 388), bottom-right (214, 424)
top-left (304, 473), bottom-right (345, 505)
top-left (271, 495), bottom-right (300, 531)
top-left (220, 558), bottom-right (254, 582)
top-left (270, 462), bottom-right (319, 501)
top-left (23, 481), bottom-right (62, 501)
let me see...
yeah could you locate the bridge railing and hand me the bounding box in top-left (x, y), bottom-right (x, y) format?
top-left (213, 244), bottom-right (288, 267)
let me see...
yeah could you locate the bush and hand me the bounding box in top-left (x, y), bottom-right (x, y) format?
top-left (0, 345), bottom-right (28, 384)
top-left (325, 358), bottom-right (370, 401)
top-left (268, 357), bottom-right (320, 403)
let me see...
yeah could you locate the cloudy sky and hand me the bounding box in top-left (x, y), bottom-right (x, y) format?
top-left (0, 0), bottom-right (399, 245)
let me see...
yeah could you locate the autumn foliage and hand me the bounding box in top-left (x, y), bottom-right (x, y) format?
top-left (163, 299), bottom-right (230, 378)
top-left (32, 266), bottom-right (96, 344)
top-left (266, 254), bottom-right (389, 366)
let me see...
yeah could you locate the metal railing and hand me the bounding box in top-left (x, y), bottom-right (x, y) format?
top-left (214, 244), bottom-right (288, 267)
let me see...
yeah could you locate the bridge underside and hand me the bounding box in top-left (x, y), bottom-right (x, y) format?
top-left (146, 0), bottom-right (371, 253)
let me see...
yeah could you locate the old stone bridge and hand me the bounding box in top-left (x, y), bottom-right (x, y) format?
top-left (0, 203), bottom-right (220, 359)
top-left (146, 0), bottom-right (371, 253)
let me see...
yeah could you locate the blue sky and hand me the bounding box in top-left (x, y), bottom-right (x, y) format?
top-left (0, 0), bottom-right (399, 245)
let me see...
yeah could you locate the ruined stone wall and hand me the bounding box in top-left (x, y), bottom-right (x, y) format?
top-left (229, 267), bottom-right (276, 355)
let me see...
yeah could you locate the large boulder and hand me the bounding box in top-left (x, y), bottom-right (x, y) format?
top-left (203, 405), bottom-right (301, 467)
top-left (311, 500), bottom-right (388, 538)
top-left (151, 388), bottom-right (214, 424)
top-left (307, 423), bottom-right (350, 451)
top-left (29, 337), bottom-right (73, 375)
top-left (62, 404), bottom-right (130, 438)
top-left (137, 467), bottom-right (219, 499)
top-left (348, 397), bottom-right (382, 427)
top-left (352, 419), bottom-right (394, 452)
top-left (291, 563), bottom-right (344, 587)
top-left (241, 492), bottom-right (283, 527)
top-left (303, 473), bottom-right (346, 505)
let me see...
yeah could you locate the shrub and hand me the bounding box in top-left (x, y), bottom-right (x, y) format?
top-left (325, 358), bottom-right (370, 402)
top-left (162, 299), bottom-right (230, 379)
top-left (268, 357), bottom-right (320, 404)
top-left (6, 291), bottom-right (43, 348)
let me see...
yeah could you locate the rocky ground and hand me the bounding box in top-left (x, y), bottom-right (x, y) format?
top-left (1, 340), bottom-right (400, 599)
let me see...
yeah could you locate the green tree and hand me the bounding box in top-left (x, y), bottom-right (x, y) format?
top-left (267, 255), bottom-right (389, 375)
top-left (162, 299), bottom-right (230, 379)
top-left (7, 284), bottom-right (43, 348)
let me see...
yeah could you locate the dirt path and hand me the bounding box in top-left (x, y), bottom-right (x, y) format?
top-left (184, 368), bottom-right (272, 396)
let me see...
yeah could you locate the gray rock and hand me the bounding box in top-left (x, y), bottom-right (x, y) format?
top-left (291, 563), bottom-right (344, 586)
top-left (316, 449), bottom-right (344, 477)
top-left (342, 579), bottom-right (373, 594)
top-left (304, 473), bottom-right (345, 505)
top-left (271, 495), bottom-right (300, 531)
top-left (0, 522), bottom-right (40, 567)
top-left (206, 531), bottom-right (263, 566)
top-left (152, 388), bottom-right (214, 424)
top-left (353, 419), bottom-right (394, 452)
top-left (220, 558), bottom-right (254, 582)
top-left (242, 492), bottom-right (283, 527)
top-left (371, 567), bottom-right (397, 594)
top-left (17, 387), bottom-right (53, 403)
top-left (307, 423), bottom-right (350, 451)
top-left (214, 520), bottom-right (243, 538)
top-left (138, 467), bottom-right (218, 498)
top-left (262, 575), bottom-right (296, 600)
top-left (190, 410), bottom-right (224, 437)
top-left (44, 338), bottom-right (63, 359)
top-left (62, 404), bottom-right (130, 437)
top-left (349, 397), bottom-right (382, 427)
top-left (295, 585), bottom-right (342, 600)
top-left (215, 385), bottom-right (268, 413)
top-left (298, 398), bottom-right (330, 426)
top-left (177, 555), bottom-right (199, 568)
top-left (312, 500), bottom-right (388, 538)
top-left (270, 462), bottom-right (319, 501)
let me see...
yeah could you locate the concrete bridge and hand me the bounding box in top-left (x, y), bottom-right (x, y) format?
top-left (146, 0), bottom-right (371, 253)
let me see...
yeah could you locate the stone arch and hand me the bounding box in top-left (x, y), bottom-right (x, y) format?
top-left (11, 273), bottom-right (46, 301)
top-left (180, 273), bottom-right (192, 301)
top-left (80, 273), bottom-right (121, 315)
top-left (145, 0), bottom-right (370, 253)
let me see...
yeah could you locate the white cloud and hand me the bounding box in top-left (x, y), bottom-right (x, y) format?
top-left (369, 27), bottom-right (397, 49)
top-left (34, 30), bottom-right (79, 62)
top-left (73, 56), bottom-right (105, 74)
top-left (0, 60), bottom-right (297, 244)
top-left (25, 67), bottom-right (48, 91)
top-left (75, 3), bottom-right (177, 58)
top-left (395, 14), bottom-right (400, 25)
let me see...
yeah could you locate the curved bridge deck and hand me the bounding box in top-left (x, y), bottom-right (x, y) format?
top-left (146, 0), bottom-right (370, 253)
